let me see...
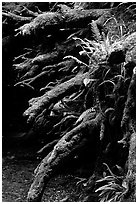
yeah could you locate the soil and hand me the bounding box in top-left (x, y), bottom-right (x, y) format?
top-left (2, 158), bottom-right (78, 202)
top-left (2, 143), bottom-right (86, 202)
top-left (2, 157), bottom-right (38, 202)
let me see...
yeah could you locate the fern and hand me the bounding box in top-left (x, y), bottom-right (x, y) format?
top-left (95, 163), bottom-right (127, 202)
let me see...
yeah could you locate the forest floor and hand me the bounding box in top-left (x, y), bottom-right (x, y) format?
top-left (2, 159), bottom-right (78, 202)
top-left (2, 142), bottom-right (87, 202)
top-left (2, 157), bottom-right (38, 202)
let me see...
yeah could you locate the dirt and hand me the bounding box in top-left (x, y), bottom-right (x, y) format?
top-left (2, 158), bottom-right (76, 202)
top-left (2, 145), bottom-right (86, 202)
top-left (2, 157), bottom-right (37, 202)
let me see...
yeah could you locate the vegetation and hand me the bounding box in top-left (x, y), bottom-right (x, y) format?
top-left (2, 2), bottom-right (136, 202)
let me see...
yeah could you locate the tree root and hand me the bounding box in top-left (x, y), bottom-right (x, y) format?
top-left (2, 11), bottom-right (33, 23)
top-left (24, 72), bottom-right (89, 123)
top-left (15, 8), bottom-right (111, 36)
top-left (27, 113), bottom-right (103, 201)
top-left (118, 72), bottom-right (136, 146)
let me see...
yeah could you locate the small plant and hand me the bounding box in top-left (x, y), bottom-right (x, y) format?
top-left (95, 163), bottom-right (128, 202)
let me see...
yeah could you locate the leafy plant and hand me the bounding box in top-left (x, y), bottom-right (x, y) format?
top-left (95, 163), bottom-right (128, 202)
